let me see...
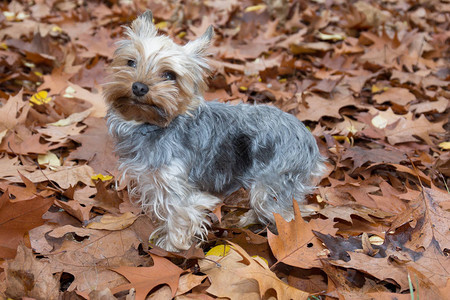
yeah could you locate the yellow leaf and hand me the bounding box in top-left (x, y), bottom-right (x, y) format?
top-left (37, 152), bottom-right (61, 168)
top-left (439, 142), bottom-right (450, 150)
top-left (86, 212), bottom-right (138, 230)
top-left (333, 135), bottom-right (350, 143)
top-left (206, 245), bottom-right (230, 257)
top-left (239, 86), bottom-right (248, 92)
top-left (245, 4), bottom-right (266, 12)
top-left (278, 78), bottom-right (287, 83)
top-left (51, 25), bottom-right (62, 33)
top-left (29, 91), bottom-right (52, 105)
top-left (0, 42), bottom-right (8, 50)
top-left (177, 31), bottom-right (186, 39)
top-left (155, 21), bottom-right (168, 29)
top-left (91, 173), bottom-right (113, 181)
top-left (317, 32), bottom-right (345, 41)
top-left (371, 85), bottom-right (389, 93)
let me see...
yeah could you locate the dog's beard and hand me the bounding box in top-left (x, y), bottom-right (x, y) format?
top-left (112, 96), bottom-right (169, 126)
top-left (104, 77), bottom-right (189, 127)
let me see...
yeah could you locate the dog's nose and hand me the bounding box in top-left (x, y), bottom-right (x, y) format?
top-left (132, 82), bottom-right (149, 97)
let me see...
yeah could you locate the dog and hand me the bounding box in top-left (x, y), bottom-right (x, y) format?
top-left (104, 11), bottom-right (325, 251)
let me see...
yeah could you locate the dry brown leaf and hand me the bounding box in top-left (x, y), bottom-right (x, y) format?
top-left (31, 224), bottom-right (146, 293)
top-left (0, 90), bottom-right (29, 134)
top-left (0, 0), bottom-right (449, 297)
top-left (0, 193), bottom-right (54, 259)
top-left (201, 242), bottom-right (309, 299)
top-left (65, 84), bottom-right (107, 118)
top-left (268, 201), bottom-right (337, 269)
top-left (394, 186), bottom-right (450, 251)
top-left (0, 155), bottom-right (30, 178)
top-left (111, 254), bottom-right (184, 299)
top-left (410, 97), bottom-right (448, 114)
top-left (297, 93), bottom-right (356, 121)
top-left (86, 212), bottom-right (138, 231)
top-left (384, 112), bottom-right (445, 145)
top-left (5, 243), bottom-right (60, 300)
top-left (341, 146), bottom-right (405, 170)
top-left (68, 117), bottom-right (118, 175)
top-left (6, 164), bottom-right (95, 189)
top-left (0, 127), bottom-right (52, 155)
top-left (56, 199), bottom-right (93, 222)
top-left (317, 204), bottom-right (392, 224)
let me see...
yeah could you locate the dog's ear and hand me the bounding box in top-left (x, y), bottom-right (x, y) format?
top-left (131, 10), bottom-right (156, 37)
top-left (184, 25), bottom-right (214, 57)
top-left (139, 10), bottom-right (153, 24)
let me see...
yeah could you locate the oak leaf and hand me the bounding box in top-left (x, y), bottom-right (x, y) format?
top-left (394, 185), bottom-right (450, 252)
top-left (63, 84), bottom-right (107, 118)
top-left (268, 200), bottom-right (337, 269)
top-left (86, 212), bottom-right (138, 231)
top-left (5, 164), bottom-right (95, 189)
top-left (111, 254), bottom-right (184, 299)
top-left (68, 117), bottom-right (118, 175)
top-left (0, 193), bottom-right (54, 259)
top-left (296, 93), bottom-right (355, 121)
top-left (373, 87), bottom-right (416, 106)
top-left (0, 126), bottom-right (52, 155)
top-left (317, 204), bottom-right (392, 224)
top-left (31, 224), bottom-right (146, 293)
top-left (410, 97), bottom-right (448, 114)
top-left (0, 90), bottom-right (29, 135)
top-left (201, 242), bottom-right (309, 299)
top-left (5, 243), bottom-right (59, 300)
top-left (56, 199), bottom-right (93, 222)
top-left (342, 146), bottom-right (405, 170)
top-left (0, 155), bottom-right (30, 178)
top-left (384, 112), bottom-right (445, 145)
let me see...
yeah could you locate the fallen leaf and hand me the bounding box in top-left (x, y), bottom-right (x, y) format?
top-left (111, 254), bottom-right (184, 299)
top-left (5, 243), bottom-right (60, 300)
top-left (201, 242), bottom-right (309, 299)
top-left (385, 112), bottom-right (445, 145)
top-left (0, 193), bottom-right (54, 259)
top-left (68, 117), bottom-right (118, 175)
top-left (0, 90), bottom-right (29, 133)
top-left (32, 224), bottom-right (146, 293)
top-left (5, 164), bottom-right (96, 189)
top-left (268, 200), bottom-right (338, 269)
top-left (86, 212), bottom-right (138, 231)
top-left (373, 87), bottom-right (416, 106)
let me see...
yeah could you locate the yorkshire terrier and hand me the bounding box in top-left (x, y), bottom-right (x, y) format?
top-left (104, 11), bottom-right (325, 251)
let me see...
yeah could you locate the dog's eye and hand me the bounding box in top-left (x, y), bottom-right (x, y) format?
top-left (127, 60), bottom-right (136, 68)
top-left (162, 71), bottom-right (176, 81)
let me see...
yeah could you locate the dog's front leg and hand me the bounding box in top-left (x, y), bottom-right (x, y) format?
top-left (140, 161), bottom-right (220, 251)
top-left (153, 191), bottom-right (221, 251)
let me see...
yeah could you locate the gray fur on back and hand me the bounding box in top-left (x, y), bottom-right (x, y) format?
top-left (108, 101), bottom-right (323, 202)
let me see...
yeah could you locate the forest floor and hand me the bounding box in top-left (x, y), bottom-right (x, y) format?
top-left (0, 0), bottom-right (449, 299)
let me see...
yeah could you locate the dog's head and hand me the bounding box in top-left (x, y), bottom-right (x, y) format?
top-left (104, 11), bottom-right (213, 127)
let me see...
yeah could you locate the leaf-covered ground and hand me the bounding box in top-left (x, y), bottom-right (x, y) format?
top-left (0, 0), bottom-right (449, 299)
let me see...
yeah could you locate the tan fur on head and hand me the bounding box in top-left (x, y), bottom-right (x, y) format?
top-left (103, 11), bottom-right (214, 127)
